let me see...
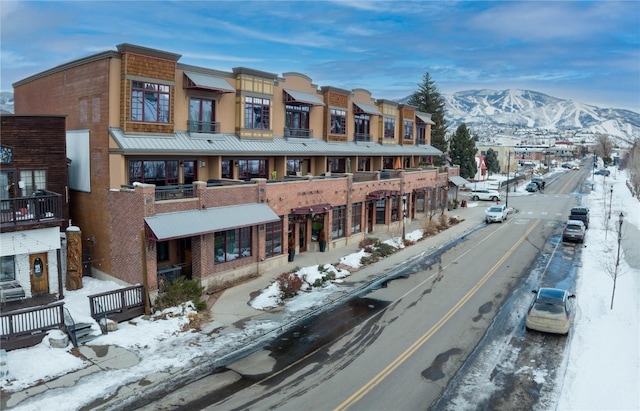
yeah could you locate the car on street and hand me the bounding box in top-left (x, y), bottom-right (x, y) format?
top-left (562, 219), bottom-right (586, 243)
top-left (485, 204), bottom-right (508, 224)
top-left (525, 182), bottom-right (538, 192)
top-left (468, 189), bottom-right (501, 201)
top-left (561, 163), bottom-right (572, 169)
top-left (526, 287), bottom-right (576, 335)
top-left (569, 206), bottom-right (590, 229)
top-left (531, 177), bottom-right (545, 190)
top-left (571, 164), bottom-right (580, 170)
top-left (594, 169), bottom-right (610, 176)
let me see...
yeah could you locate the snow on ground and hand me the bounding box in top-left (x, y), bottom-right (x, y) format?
top-left (1, 165), bottom-right (638, 410)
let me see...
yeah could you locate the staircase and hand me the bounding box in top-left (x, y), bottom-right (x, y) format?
top-left (64, 308), bottom-right (100, 347)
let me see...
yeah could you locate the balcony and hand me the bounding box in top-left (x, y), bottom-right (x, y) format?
top-left (284, 127), bottom-right (312, 139)
top-left (354, 133), bottom-right (372, 142)
top-left (188, 120), bottom-right (220, 134)
top-left (0, 190), bottom-right (63, 227)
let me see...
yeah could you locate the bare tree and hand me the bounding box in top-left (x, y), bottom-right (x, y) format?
top-left (594, 134), bottom-right (614, 165)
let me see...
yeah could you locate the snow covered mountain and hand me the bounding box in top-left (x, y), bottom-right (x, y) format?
top-left (0, 92), bottom-right (14, 114)
top-left (442, 89), bottom-right (640, 145)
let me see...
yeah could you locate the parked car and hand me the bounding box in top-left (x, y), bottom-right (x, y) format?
top-left (485, 204), bottom-right (508, 224)
top-left (569, 206), bottom-right (590, 229)
top-left (571, 165), bottom-right (580, 170)
top-left (531, 177), bottom-right (545, 189)
top-left (468, 189), bottom-right (501, 201)
top-left (594, 169), bottom-right (610, 176)
top-left (525, 182), bottom-right (538, 192)
top-left (561, 163), bottom-right (572, 169)
top-left (526, 287), bottom-right (576, 335)
top-left (562, 219), bottom-right (586, 243)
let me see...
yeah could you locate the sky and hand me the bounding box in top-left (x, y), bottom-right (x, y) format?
top-left (1, 1), bottom-right (639, 112)
top-left (1, 164), bottom-right (638, 410)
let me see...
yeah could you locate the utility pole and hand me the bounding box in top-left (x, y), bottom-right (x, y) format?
top-left (505, 151), bottom-right (510, 208)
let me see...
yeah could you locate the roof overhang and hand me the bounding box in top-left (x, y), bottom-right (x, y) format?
top-left (416, 113), bottom-right (436, 125)
top-left (449, 176), bottom-right (472, 187)
top-left (145, 203), bottom-right (279, 241)
top-left (183, 71), bottom-right (235, 93)
top-left (283, 89), bottom-right (325, 106)
top-left (290, 203), bottom-right (332, 215)
top-left (353, 102), bottom-right (382, 116)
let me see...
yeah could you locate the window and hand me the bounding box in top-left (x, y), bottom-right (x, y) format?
top-left (0, 256), bottom-right (15, 282)
top-left (285, 105), bottom-right (310, 137)
top-left (189, 98), bottom-right (215, 132)
top-left (331, 206), bottom-right (346, 239)
top-left (287, 159), bottom-right (307, 176)
top-left (384, 117), bottom-right (395, 139)
top-left (214, 227), bottom-right (252, 262)
top-left (376, 199), bottom-right (386, 224)
top-left (157, 242), bottom-right (169, 262)
top-left (221, 159), bottom-right (233, 179)
top-left (129, 160), bottom-right (179, 186)
top-left (238, 159), bottom-right (268, 181)
top-left (417, 123), bottom-right (427, 145)
top-left (131, 81), bottom-right (170, 123)
top-left (354, 113), bottom-right (370, 141)
top-left (183, 161), bottom-right (197, 184)
top-left (391, 197), bottom-right (400, 222)
top-left (327, 158), bottom-right (345, 173)
top-left (357, 158), bottom-right (371, 171)
top-left (244, 96), bottom-right (270, 129)
top-left (20, 170), bottom-right (46, 196)
top-left (265, 220), bottom-right (283, 257)
top-left (351, 203), bottom-right (362, 234)
top-left (403, 120), bottom-right (413, 140)
top-left (416, 192), bottom-right (425, 212)
top-left (330, 109), bottom-right (346, 135)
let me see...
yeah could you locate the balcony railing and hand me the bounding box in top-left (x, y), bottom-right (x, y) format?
top-left (120, 184), bottom-right (196, 201)
top-left (284, 127), bottom-right (312, 139)
top-left (354, 133), bottom-right (372, 142)
top-left (0, 191), bottom-right (63, 226)
top-left (188, 120), bottom-right (220, 134)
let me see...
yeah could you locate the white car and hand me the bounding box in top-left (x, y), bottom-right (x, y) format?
top-left (485, 204), bottom-right (508, 224)
top-left (525, 287), bottom-right (576, 335)
top-left (468, 189), bottom-right (502, 201)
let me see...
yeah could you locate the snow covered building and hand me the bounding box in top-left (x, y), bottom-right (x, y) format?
top-left (12, 43), bottom-right (462, 294)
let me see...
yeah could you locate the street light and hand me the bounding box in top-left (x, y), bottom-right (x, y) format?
top-left (611, 212), bottom-right (624, 309)
top-left (608, 185), bottom-right (613, 220)
top-left (505, 151), bottom-right (511, 208)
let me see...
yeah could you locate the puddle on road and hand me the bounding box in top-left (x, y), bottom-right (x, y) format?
top-left (422, 348), bottom-right (463, 381)
top-left (472, 301), bottom-right (493, 322)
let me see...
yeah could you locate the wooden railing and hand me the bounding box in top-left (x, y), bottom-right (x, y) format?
top-left (0, 191), bottom-right (63, 227)
top-left (0, 302), bottom-right (65, 351)
top-left (88, 285), bottom-right (146, 323)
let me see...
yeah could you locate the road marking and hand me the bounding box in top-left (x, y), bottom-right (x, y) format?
top-left (334, 221), bottom-right (541, 411)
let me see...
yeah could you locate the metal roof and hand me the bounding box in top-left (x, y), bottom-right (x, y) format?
top-left (353, 102), bottom-right (382, 116)
top-left (109, 128), bottom-right (443, 157)
top-left (145, 203), bottom-right (279, 240)
top-left (416, 113), bottom-right (436, 125)
top-left (449, 176), bottom-right (472, 186)
top-left (283, 89), bottom-right (325, 106)
top-left (183, 71), bottom-right (235, 93)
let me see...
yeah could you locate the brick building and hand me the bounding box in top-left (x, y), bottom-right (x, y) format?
top-left (12, 44), bottom-right (464, 295)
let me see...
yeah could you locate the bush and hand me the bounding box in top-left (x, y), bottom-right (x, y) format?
top-left (154, 276), bottom-right (207, 312)
top-left (277, 272), bottom-right (303, 299)
top-left (359, 237), bottom-right (379, 249)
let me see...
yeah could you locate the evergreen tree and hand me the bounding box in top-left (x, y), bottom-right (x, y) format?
top-left (449, 124), bottom-right (477, 179)
top-left (485, 148), bottom-right (500, 176)
top-left (408, 72), bottom-right (448, 165)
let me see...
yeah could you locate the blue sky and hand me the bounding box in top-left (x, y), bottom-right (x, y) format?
top-left (1, 1), bottom-right (639, 111)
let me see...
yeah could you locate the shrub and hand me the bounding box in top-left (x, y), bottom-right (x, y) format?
top-left (277, 272), bottom-right (303, 299)
top-left (154, 276), bottom-right (207, 312)
top-left (359, 237), bottom-right (379, 250)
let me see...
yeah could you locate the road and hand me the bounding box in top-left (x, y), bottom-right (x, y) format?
top-left (141, 168), bottom-right (588, 411)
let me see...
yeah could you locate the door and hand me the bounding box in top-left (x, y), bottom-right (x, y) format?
top-left (298, 221), bottom-right (307, 252)
top-left (30, 253), bottom-right (49, 296)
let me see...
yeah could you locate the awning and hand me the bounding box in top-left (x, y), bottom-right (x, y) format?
top-left (183, 71), bottom-right (235, 93)
top-left (291, 203), bottom-right (332, 215)
top-left (283, 89), bottom-right (325, 106)
top-left (413, 187), bottom-right (428, 194)
top-left (449, 176), bottom-right (472, 187)
top-left (145, 203), bottom-right (279, 241)
top-left (416, 113), bottom-right (436, 125)
top-left (353, 102), bottom-right (382, 116)
top-left (366, 190), bottom-right (401, 200)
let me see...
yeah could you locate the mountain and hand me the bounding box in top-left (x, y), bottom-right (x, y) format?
top-left (0, 92), bottom-right (14, 114)
top-left (441, 89), bottom-right (640, 146)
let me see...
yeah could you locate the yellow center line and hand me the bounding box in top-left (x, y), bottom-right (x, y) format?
top-left (334, 221), bottom-right (540, 411)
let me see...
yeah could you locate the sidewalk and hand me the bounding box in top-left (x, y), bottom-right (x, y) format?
top-left (1, 203), bottom-right (489, 411)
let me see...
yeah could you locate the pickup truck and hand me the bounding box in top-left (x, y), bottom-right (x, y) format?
top-left (486, 204), bottom-right (508, 224)
top-left (569, 206), bottom-right (589, 229)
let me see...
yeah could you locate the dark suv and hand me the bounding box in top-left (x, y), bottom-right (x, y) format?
top-left (569, 206), bottom-right (589, 229)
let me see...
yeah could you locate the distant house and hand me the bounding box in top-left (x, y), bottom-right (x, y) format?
top-left (474, 155), bottom-right (488, 181)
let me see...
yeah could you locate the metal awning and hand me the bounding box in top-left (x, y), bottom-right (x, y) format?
top-left (416, 113), bottom-right (436, 125)
top-left (183, 71), bottom-right (235, 93)
top-left (353, 102), bottom-right (382, 116)
top-left (449, 176), bottom-right (471, 187)
top-left (283, 89), bottom-right (325, 106)
top-left (145, 203), bottom-right (279, 241)
top-left (290, 203), bottom-right (332, 215)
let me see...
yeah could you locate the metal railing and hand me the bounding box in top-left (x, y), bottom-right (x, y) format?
top-left (0, 191), bottom-right (63, 226)
top-left (154, 184), bottom-right (195, 201)
top-left (188, 120), bottom-right (220, 134)
top-left (354, 133), bottom-right (372, 142)
top-left (284, 127), bottom-right (312, 138)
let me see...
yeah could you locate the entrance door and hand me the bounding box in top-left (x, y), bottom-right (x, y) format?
top-left (298, 221), bottom-right (307, 252)
top-left (367, 203), bottom-right (374, 233)
top-left (30, 253), bottom-right (49, 296)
